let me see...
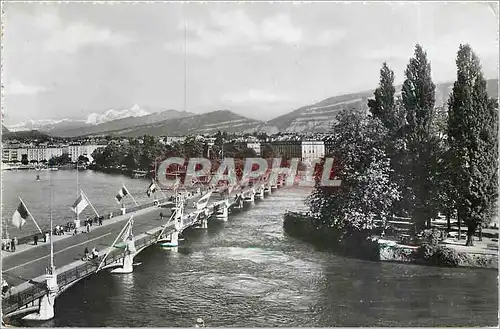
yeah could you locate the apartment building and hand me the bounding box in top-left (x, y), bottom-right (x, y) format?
top-left (2, 147), bottom-right (64, 162)
top-left (67, 144), bottom-right (106, 162)
top-left (301, 140), bottom-right (325, 163)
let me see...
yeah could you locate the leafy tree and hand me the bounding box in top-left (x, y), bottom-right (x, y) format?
top-left (223, 142), bottom-right (257, 159)
top-left (401, 44), bottom-right (437, 229)
top-left (183, 136), bottom-right (204, 158)
top-left (214, 131), bottom-right (224, 147)
top-left (123, 152), bottom-right (138, 170)
top-left (368, 62), bottom-right (408, 216)
top-left (77, 155), bottom-right (89, 165)
top-left (48, 153), bottom-right (71, 166)
top-left (261, 144), bottom-right (277, 158)
top-left (368, 62), bottom-right (398, 131)
top-left (307, 109), bottom-right (400, 241)
top-left (447, 44), bottom-right (499, 246)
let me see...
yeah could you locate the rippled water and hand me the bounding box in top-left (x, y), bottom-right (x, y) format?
top-left (6, 171), bottom-right (498, 327)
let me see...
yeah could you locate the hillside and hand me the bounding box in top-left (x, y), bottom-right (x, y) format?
top-left (3, 129), bottom-right (51, 141)
top-left (269, 79), bottom-right (499, 133)
top-left (54, 109), bottom-right (193, 137)
top-left (83, 110), bottom-right (264, 137)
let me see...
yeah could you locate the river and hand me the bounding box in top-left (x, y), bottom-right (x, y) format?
top-left (3, 170), bottom-right (498, 327)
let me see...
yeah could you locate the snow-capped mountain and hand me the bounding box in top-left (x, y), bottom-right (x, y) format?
top-left (85, 104), bottom-right (150, 125)
top-left (5, 118), bottom-right (87, 132)
top-left (5, 105), bottom-right (153, 132)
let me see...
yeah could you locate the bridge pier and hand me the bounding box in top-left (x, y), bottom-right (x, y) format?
top-left (200, 213), bottom-right (208, 229)
top-left (23, 267), bottom-right (58, 321)
top-left (111, 236), bottom-right (136, 274)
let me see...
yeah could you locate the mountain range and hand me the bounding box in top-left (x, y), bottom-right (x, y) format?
top-left (4, 79), bottom-right (498, 138)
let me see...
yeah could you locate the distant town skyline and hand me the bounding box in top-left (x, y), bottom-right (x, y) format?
top-left (2, 1), bottom-right (498, 125)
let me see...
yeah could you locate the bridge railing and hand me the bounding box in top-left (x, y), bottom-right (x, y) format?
top-left (2, 249), bottom-right (125, 315)
top-left (2, 282), bottom-right (47, 315)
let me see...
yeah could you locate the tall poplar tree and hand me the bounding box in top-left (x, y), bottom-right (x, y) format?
top-left (368, 62), bottom-right (408, 216)
top-left (368, 62), bottom-right (397, 130)
top-left (447, 44), bottom-right (498, 246)
top-left (401, 44), bottom-right (437, 228)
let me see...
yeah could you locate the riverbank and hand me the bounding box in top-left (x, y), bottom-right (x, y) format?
top-left (283, 212), bottom-right (498, 269)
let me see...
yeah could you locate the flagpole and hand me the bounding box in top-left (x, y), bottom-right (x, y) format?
top-left (96, 215), bottom-right (134, 273)
top-left (19, 197), bottom-right (43, 234)
top-left (76, 160), bottom-right (79, 228)
top-left (157, 181), bottom-right (168, 200)
top-left (81, 190), bottom-right (99, 217)
top-left (49, 170), bottom-right (55, 271)
top-left (123, 185), bottom-right (139, 207)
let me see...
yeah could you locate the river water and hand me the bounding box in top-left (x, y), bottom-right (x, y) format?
top-left (3, 170), bottom-right (498, 327)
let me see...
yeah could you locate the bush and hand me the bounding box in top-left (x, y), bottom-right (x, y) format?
top-left (420, 228), bottom-right (447, 246)
top-left (416, 244), bottom-right (462, 267)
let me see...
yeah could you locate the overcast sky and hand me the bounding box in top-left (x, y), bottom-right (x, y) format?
top-left (2, 2), bottom-right (499, 125)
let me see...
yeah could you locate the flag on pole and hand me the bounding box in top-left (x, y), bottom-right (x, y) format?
top-left (146, 181), bottom-right (158, 197)
top-left (115, 186), bottom-right (129, 204)
top-left (12, 201), bottom-right (29, 229)
top-left (196, 191), bottom-right (213, 210)
top-left (71, 193), bottom-right (89, 215)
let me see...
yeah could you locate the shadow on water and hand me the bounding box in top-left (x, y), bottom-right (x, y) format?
top-left (314, 258), bottom-right (498, 327)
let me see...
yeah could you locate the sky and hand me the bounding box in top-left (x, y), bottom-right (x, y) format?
top-left (2, 1), bottom-right (499, 125)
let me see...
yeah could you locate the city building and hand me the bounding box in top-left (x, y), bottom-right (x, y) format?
top-left (67, 144), bottom-right (106, 162)
top-left (164, 136), bottom-right (187, 145)
top-left (246, 142), bottom-right (261, 155)
top-left (2, 147), bottom-right (65, 162)
top-left (263, 140), bottom-right (302, 159)
top-left (301, 140), bottom-right (325, 163)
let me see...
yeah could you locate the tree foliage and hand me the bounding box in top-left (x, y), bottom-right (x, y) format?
top-left (48, 153), bottom-right (71, 166)
top-left (307, 109), bottom-right (400, 241)
top-left (447, 44), bottom-right (499, 246)
top-left (401, 44), bottom-right (439, 228)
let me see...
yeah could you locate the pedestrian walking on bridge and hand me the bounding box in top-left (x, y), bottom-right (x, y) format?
top-left (2, 279), bottom-right (9, 298)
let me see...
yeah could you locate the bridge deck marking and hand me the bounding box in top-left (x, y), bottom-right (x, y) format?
top-left (3, 232), bottom-right (113, 273)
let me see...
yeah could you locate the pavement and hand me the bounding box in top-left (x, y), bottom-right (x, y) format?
top-left (442, 236), bottom-right (499, 256)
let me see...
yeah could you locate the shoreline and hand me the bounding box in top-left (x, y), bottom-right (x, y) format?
top-left (283, 211), bottom-right (498, 270)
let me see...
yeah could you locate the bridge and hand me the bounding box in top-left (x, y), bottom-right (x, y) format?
top-left (1, 176), bottom-right (286, 324)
